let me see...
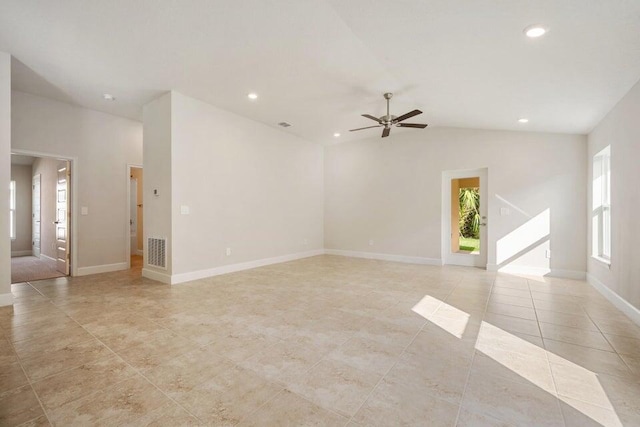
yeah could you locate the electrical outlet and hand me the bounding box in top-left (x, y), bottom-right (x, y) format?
top-left (303, 238), bottom-right (308, 245)
top-left (226, 247), bottom-right (232, 256)
top-left (369, 239), bottom-right (374, 246)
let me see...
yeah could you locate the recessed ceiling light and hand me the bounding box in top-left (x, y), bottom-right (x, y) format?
top-left (102, 93), bottom-right (115, 101)
top-left (524, 25), bottom-right (547, 38)
top-left (518, 118), bottom-right (529, 123)
top-left (247, 93), bottom-right (258, 100)
top-left (333, 133), bottom-right (341, 137)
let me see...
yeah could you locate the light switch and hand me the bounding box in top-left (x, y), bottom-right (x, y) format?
top-left (81, 206), bottom-right (89, 215)
top-left (180, 205), bottom-right (190, 215)
top-left (500, 207), bottom-right (510, 216)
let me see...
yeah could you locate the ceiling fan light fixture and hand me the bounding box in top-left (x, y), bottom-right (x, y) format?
top-left (333, 132), bottom-right (341, 137)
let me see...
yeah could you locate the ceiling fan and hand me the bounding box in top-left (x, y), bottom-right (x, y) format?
top-left (350, 93), bottom-right (428, 138)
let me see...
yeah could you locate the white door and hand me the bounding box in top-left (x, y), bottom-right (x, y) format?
top-left (443, 168), bottom-right (488, 267)
top-left (130, 178), bottom-right (137, 253)
top-left (55, 161), bottom-right (70, 275)
top-left (32, 174), bottom-right (41, 258)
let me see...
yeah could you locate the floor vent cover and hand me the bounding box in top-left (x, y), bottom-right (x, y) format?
top-left (147, 237), bottom-right (167, 269)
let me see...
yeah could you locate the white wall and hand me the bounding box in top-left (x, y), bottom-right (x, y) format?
top-left (10, 164), bottom-right (32, 255)
top-left (142, 91), bottom-right (324, 283)
top-left (11, 91), bottom-right (143, 273)
top-left (324, 128), bottom-right (587, 276)
top-left (142, 92), bottom-right (173, 277)
top-left (0, 52), bottom-right (11, 305)
top-left (588, 78), bottom-right (640, 313)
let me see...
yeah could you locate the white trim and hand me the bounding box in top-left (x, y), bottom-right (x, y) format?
top-left (441, 167), bottom-right (489, 268)
top-left (587, 273), bottom-right (640, 327)
top-left (77, 262), bottom-right (128, 276)
top-left (325, 249), bottom-right (442, 266)
top-left (142, 268), bottom-right (172, 284)
top-left (40, 253), bottom-right (56, 262)
top-left (0, 293), bottom-right (13, 307)
top-left (11, 148), bottom-right (79, 276)
top-left (11, 250), bottom-right (33, 257)
top-left (126, 164), bottom-right (143, 269)
top-left (487, 263), bottom-right (586, 280)
top-left (591, 255), bottom-right (611, 268)
top-left (164, 249), bottom-right (325, 285)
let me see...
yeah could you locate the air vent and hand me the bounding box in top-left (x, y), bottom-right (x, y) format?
top-left (278, 122), bottom-right (292, 128)
top-left (147, 237), bottom-right (167, 269)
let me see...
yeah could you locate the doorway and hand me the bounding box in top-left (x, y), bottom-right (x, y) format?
top-left (442, 168), bottom-right (488, 268)
top-left (10, 154), bottom-right (73, 283)
top-left (127, 165), bottom-right (143, 270)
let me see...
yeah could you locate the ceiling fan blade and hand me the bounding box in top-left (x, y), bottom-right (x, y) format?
top-left (362, 114), bottom-right (382, 123)
top-left (349, 125), bottom-right (382, 132)
top-left (393, 109), bottom-right (422, 123)
top-left (397, 123), bottom-right (428, 128)
top-left (382, 127), bottom-right (390, 138)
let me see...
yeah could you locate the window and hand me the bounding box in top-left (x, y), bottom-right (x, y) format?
top-left (592, 146), bottom-right (611, 261)
top-left (9, 180), bottom-right (16, 240)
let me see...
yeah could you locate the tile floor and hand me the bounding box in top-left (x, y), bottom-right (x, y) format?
top-left (1, 255), bottom-right (639, 426)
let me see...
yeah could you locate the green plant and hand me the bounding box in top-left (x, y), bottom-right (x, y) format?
top-left (459, 187), bottom-right (480, 239)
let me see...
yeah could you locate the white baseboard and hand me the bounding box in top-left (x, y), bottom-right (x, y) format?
top-left (142, 268), bottom-right (172, 284)
top-left (587, 273), bottom-right (640, 327)
top-left (77, 262), bottom-right (128, 276)
top-left (168, 249), bottom-right (325, 285)
top-left (11, 250), bottom-right (33, 257)
top-left (325, 249), bottom-right (442, 266)
top-left (486, 263), bottom-right (586, 280)
top-left (0, 293), bottom-right (13, 307)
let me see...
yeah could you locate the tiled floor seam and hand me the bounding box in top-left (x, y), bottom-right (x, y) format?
top-left (6, 334), bottom-right (55, 426)
top-left (59, 309), bottom-right (205, 424)
top-left (345, 279), bottom-right (460, 425)
top-left (528, 278), bottom-right (567, 427)
top-left (344, 320), bottom-right (430, 424)
top-left (453, 275), bottom-right (500, 426)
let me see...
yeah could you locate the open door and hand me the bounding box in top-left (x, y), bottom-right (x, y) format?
top-left (130, 177), bottom-right (138, 253)
top-left (443, 168), bottom-right (488, 268)
top-left (55, 161), bottom-right (70, 275)
top-left (32, 174), bottom-right (41, 258)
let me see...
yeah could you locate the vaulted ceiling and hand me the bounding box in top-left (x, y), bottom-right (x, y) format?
top-left (1, 0), bottom-right (639, 143)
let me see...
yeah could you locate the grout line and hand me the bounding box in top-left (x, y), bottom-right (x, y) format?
top-left (5, 337), bottom-right (55, 426)
top-left (345, 276), bottom-right (460, 425)
top-left (452, 273), bottom-right (493, 426)
top-left (527, 278), bottom-right (568, 427)
top-left (22, 284), bottom-right (205, 425)
top-left (65, 315), bottom-right (204, 423)
top-left (583, 309), bottom-right (635, 374)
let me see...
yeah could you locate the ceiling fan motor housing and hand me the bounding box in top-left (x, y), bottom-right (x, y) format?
top-left (349, 92), bottom-right (427, 137)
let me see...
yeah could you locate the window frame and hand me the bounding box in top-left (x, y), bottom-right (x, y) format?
top-left (592, 147), bottom-right (611, 262)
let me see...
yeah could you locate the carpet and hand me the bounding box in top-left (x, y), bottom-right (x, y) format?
top-left (11, 255), bottom-right (65, 283)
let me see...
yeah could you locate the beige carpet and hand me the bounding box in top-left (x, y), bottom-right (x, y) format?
top-left (11, 255), bottom-right (65, 283)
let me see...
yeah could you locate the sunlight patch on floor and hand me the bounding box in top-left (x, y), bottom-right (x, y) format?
top-left (414, 294), bottom-right (623, 426)
top-left (412, 295), bottom-right (470, 339)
